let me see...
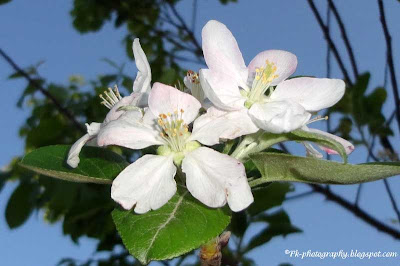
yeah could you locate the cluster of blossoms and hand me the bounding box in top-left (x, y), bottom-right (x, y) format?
top-left (67, 20), bottom-right (354, 214)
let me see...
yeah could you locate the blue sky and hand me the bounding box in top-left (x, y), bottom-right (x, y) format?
top-left (1, 0), bottom-right (400, 265)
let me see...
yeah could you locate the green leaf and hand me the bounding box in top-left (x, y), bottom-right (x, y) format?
top-left (336, 117), bottom-right (353, 140)
top-left (20, 145), bottom-right (128, 184)
top-left (6, 182), bottom-right (39, 228)
top-left (352, 72), bottom-right (370, 98)
top-left (250, 152), bottom-right (400, 185)
top-left (248, 183), bottom-right (293, 215)
top-left (230, 211), bottom-right (248, 237)
top-left (244, 210), bottom-right (301, 253)
top-left (289, 129), bottom-right (347, 162)
top-left (0, 169), bottom-right (11, 193)
top-left (0, 0), bottom-right (12, 5)
top-left (246, 131), bottom-right (347, 163)
top-left (112, 187), bottom-right (231, 265)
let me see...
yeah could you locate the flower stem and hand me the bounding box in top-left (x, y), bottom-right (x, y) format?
top-left (231, 131), bottom-right (289, 161)
top-left (199, 231), bottom-right (231, 266)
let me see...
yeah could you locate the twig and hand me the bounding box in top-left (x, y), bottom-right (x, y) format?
top-left (325, 3), bottom-right (332, 161)
top-left (306, 0), bottom-right (400, 241)
top-left (286, 190), bottom-right (316, 201)
top-left (310, 184), bottom-right (400, 239)
top-left (191, 0), bottom-right (198, 32)
top-left (306, 0), bottom-right (353, 86)
top-left (0, 48), bottom-right (85, 133)
top-left (386, 110), bottom-right (396, 126)
top-left (172, 54), bottom-right (204, 65)
top-left (200, 232), bottom-right (231, 266)
top-left (326, 4), bottom-right (332, 79)
top-left (383, 179), bottom-right (400, 223)
top-left (354, 184), bottom-right (363, 207)
top-left (327, 0), bottom-right (359, 79)
top-left (384, 55), bottom-right (389, 88)
top-left (377, 0), bottom-right (400, 134)
top-left (167, 2), bottom-right (203, 55)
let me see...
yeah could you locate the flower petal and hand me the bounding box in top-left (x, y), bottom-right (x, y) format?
top-left (199, 69), bottom-right (246, 111)
top-left (184, 76), bottom-right (206, 104)
top-left (85, 122), bottom-right (101, 136)
top-left (305, 127), bottom-right (355, 155)
top-left (67, 122), bottom-right (101, 168)
top-left (248, 50), bottom-right (297, 86)
top-left (249, 101), bottom-right (311, 133)
top-left (190, 107), bottom-right (259, 146)
top-left (132, 38), bottom-right (151, 93)
top-left (67, 134), bottom-right (94, 168)
top-left (104, 93), bottom-right (142, 124)
top-left (202, 20), bottom-right (248, 86)
top-left (182, 147), bottom-right (253, 212)
top-left (148, 83), bottom-right (201, 124)
top-left (271, 77), bottom-right (345, 112)
top-left (111, 155), bottom-right (177, 213)
top-left (97, 110), bottom-right (165, 149)
top-left (303, 142), bottom-right (323, 158)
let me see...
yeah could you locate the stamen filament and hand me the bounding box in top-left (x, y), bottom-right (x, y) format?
top-left (247, 60), bottom-right (279, 102)
top-left (307, 115), bottom-right (329, 125)
top-left (157, 109), bottom-right (188, 152)
top-left (99, 85), bottom-right (123, 109)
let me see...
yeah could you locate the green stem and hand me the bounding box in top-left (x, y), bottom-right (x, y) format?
top-left (231, 131), bottom-right (289, 162)
top-left (176, 167), bottom-right (186, 185)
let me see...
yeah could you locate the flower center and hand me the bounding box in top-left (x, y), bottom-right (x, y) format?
top-left (157, 109), bottom-right (189, 152)
top-left (245, 60), bottom-right (279, 107)
top-left (186, 70), bottom-right (200, 84)
top-left (99, 85), bottom-right (123, 109)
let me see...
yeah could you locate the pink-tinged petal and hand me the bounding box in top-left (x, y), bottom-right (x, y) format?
top-left (271, 77), bottom-right (345, 112)
top-left (111, 155), bottom-right (177, 213)
top-left (182, 147), bottom-right (253, 212)
top-left (148, 83), bottom-right (201, 124)
top-left (248, 101), bottom-right (311, 133)
top-left (248, 50), bottom-right (297, 86)
top-left (202, 20), bottom-right (248, 85)
top-left (132, 38), bottom-right (151, 93)
top-left (67, 134), bottom-right (94, 168)
top-left (141, 107), bottom-right (158, 126)
top-left (305, 127), bottom-right (355, 155)
top-left (303, 142), bottom-right (323, 158)
top-left (190, 107), bottom-right (258, 146)
top-left (97, 110), bottom-right (165, 150)
top-left (199, 69), bottom-right (246, 111)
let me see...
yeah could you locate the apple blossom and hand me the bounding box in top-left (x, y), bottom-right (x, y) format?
top-left (199, 20), bottom-right (345, 134)
top-left (67, 38), bottom-right (151, 168)
top-left (302, 116), bottom-right (354, 158)
top-left (96, 83), bottom-right (253, 213)
top-left (184, 70), bottom-right (205, 104)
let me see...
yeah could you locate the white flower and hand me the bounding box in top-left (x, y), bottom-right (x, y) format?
top-left (67, 38), bottom-right (151, 168)
top-left (184, 70), bottom-right (205, 104)
top-left (199, 20), bottom-right (345, 134)
top-left (183, 70), bottom-right (215, 110)
top-left (302, 117), bottom-right (355, 158)
top-left (97, 83), bottom-right (253, 213)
